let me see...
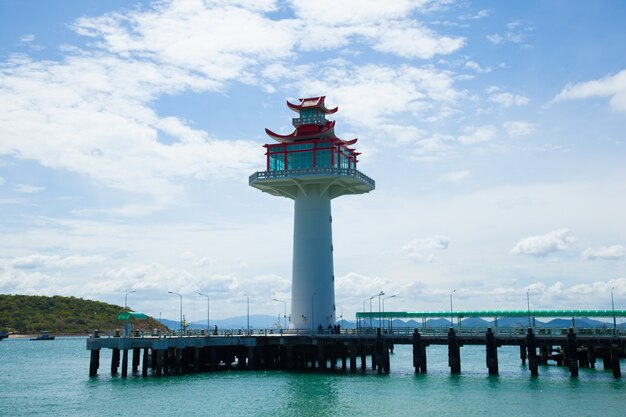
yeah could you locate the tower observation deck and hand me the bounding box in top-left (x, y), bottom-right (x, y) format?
top-left (249, 96), bottom-right (375, 331)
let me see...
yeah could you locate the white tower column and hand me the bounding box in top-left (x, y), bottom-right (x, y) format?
top-left (290, 185), bottom-right (335, 332)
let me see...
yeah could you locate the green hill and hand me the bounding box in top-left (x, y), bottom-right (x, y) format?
top-left (0, 294), bottom-right (167, 335)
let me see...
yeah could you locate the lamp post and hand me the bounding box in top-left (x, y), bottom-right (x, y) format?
top-left (383, 294), bottom-right (397, 331)
top-left (362, 297), bottom-right (370, 331)
top-left (243, 293), bottom-right (250, 335)
top-left (310, 293), bottom-right (314, 335)
top-left (376, 291), bottom-right (385, 328)
top-left (526, 289), bottom-right (531, 328)
top-left (168, 291), bottom-right (183, 335)
top-left (198, 293), bottom-right (210, 333)
top-left (369, 291), bottom-right (384, 328)
top-left (273, 298), bottom-right (287, 330)
top-left (611, 286), bottom-right (616, 335)
top-left (124, 289), bottom-right (135, 311)
top-left (450, 289), bottom-right (456, 328)
top-left (124, 289), bottom-right (135, 336)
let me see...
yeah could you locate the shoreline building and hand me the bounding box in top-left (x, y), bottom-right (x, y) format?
top-left (249, 97), bottom-right (375, 332)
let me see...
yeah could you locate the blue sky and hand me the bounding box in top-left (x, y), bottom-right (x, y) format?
top-left (1, 0), bottom-right (625, 324)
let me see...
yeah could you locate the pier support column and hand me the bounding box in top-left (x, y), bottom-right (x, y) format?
top-left (156, 350), bottom-right (164, 376)
top-left (89, 349), bottom-right (100, 377)
top-left (142, 348), bottom-right (149, 376)
top-left (539, 345), bottom-right (549, 365)
top-left (349, 343), bottom-right (357, 373)
top-left (121, 349), bottom-right (129, 378)
top-left (448, 328), bottom-right (461, 375)
top-left (610, 340), bottom-right (622, 378)
top-left (526, 328), bottom-right (538, 377)
top-left (587, 346), bottom-right (596, 369)
top-left (412, 329), bottom-right (427, 374)
top-left (318, 346), bottom-right (327, 370)
top-left (485, 328), bottom-right (498, 376)
top-left (111, 348), bottom-right (120, 375)
top-left (566, 328), bottom-right (579, 377)
top-left (132, 348), bottom-right (140, 373)
top-left (375, 329), bottom-right (383, 374)
top-left (519, 343), bottom-right (527, 365)
top-left (360, 344), bottom-right (366, 371)
top-left (194, 347), bottom-right (201, 372)
top-left (247, 347), bottom-right (256, 370)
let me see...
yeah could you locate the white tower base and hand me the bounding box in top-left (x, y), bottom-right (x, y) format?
top-left (290, 185), bottom-right (335, 332)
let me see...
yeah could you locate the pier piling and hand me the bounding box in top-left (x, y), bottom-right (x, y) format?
top-left (121, 349), bottom-right (129, 378)
top-left (111, 348), bottom-right (120, 375)
top-left (142, 348), bottom-right (149, 376)
top-left (485, 328), bottom-right (498, 376)
top-left (526, 328), bottom-right (538, 377)
top-left (610, 341), bottom-right (621, 378)
top-left (412, 329), bottom-right (427, 374)
top-left (89, 349), bottom-right (100, 377)
top-left (132, 348), bottom-right (140, 373)
top-left (566, 328), bottom-right (579, 377)
top-left (448, 328), bottom-right (461, 375)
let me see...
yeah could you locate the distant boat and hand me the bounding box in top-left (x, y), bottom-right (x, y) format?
top-left (31, 333), bottom-right (55, 341)
top-left (0, 331), bottom-right (8, 341)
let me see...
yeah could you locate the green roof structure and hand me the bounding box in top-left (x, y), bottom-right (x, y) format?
top-left (116, 312), bottom-right (148, 320)
top-left (356, 309), bottom-right (626, 319)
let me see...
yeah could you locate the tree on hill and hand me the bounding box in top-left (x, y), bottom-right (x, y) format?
top-left (0, 294), bottom-right (167, 334)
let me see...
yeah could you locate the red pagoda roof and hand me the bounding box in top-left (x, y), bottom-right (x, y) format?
top-left (265, 96), bottom-right (358, 144)
top-left (265, 120), bottom-right (338, 143)
top-left (286, 96), bottom-right (338, 114)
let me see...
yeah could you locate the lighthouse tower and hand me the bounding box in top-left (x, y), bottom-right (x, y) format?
top-left (249, 97), bottom-right (375, 332)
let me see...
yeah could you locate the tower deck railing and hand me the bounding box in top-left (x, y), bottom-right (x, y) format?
top-left (249, 167), bottom-right (375, 186)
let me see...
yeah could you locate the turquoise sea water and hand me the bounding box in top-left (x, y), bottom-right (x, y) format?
top-left (0, 337), bottom-right (624, 417)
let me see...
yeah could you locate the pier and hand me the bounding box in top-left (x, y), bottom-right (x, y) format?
top-left (87, 323), bottom-right (625, 379)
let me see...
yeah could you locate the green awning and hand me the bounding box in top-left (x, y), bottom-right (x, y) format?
top-left (117, 312), bottom-right (148, 320)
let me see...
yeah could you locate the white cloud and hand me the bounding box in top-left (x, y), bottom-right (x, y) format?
top-left (290, 0), bottom-right (464, 59)
top-left (13, 184), bottom-right (45, 194)
top-left (439, 170), bottom-right (470, 183)
top-left (511, 229), bottom-right (576, 257)
top-left (504, 120), bottom-right (535, 137)
top-left (486, 34), bottom-right (503, 44)
top-left (460, 10), bottom-right (491, 20)
top-left (554, 69), bottom-right (626, 113)
top-left (0, 177), bottom-right (5, 186)
top-left (295, 63), bottom-right (462, 137)
top-left (372, 23), bottom-right (465, 59)
top-left (489, 92), bottom-right (529, 107)
top-left (582, 245), bottom-right (625, 261)
top-left (486, 21), bottom-right (529, 45)
top-left (20, 34), bottom-right (35, 43)
top-left (458, 125), bottom-right (497, 144)
top-left (400, 235), bottom-right (450, 262)
top-left (10, 254), bottom-right (105, 269)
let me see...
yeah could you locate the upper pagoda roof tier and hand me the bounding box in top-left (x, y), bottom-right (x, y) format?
top-left (286, 96), bottom-right (338, 115)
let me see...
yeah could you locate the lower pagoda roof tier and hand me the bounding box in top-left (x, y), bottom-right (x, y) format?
top-left (265, 120), bottom-right (339, 143)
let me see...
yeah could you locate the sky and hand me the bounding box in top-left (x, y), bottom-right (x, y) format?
top-left (1, 0), bottom-right (625, 325)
